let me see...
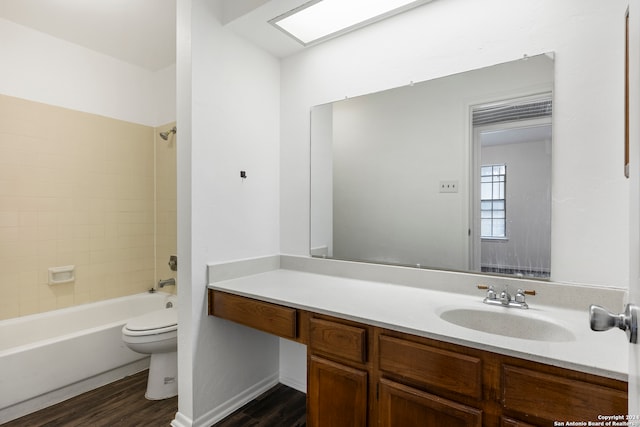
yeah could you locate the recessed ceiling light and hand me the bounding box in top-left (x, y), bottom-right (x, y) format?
top-left (270, 0), bottom-right (431, 46)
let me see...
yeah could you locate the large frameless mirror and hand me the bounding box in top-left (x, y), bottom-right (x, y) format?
top-left (310, 53), bottom-right (554, 279)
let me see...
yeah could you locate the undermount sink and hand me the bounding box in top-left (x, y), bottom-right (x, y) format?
top-left (439, 308), bottom-right (575, 342)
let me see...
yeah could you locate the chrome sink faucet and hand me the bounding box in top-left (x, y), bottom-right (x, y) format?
top-left (477, 285), bottom-right (535, 309)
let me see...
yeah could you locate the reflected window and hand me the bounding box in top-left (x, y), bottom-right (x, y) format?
top-left (481, 164), bottom-right (506, 238)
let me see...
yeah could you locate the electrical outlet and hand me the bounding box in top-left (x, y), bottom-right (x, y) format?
top-left (439, 180), bottom-right (458, 193)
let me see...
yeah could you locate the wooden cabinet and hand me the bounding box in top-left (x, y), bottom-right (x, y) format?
top-left (208, 289), bottom-right (628, 427)
top-left (307, 316), bottom-right (373, 427)
top-left (377, 331), bottom-right (490, 424)
top-left (377, 330), bottom-right (627, 426)
top-left (308, 355), bottom-right (368, 427)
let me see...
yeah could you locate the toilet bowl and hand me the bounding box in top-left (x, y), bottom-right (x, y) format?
top-left (122, 307), bottom-right (178, 400)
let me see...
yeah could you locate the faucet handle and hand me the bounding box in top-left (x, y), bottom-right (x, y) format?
top-left (168, 255), bottom-right (177, 272)
top-left (515, 289), bottom-right (536, 303)
top-left (477, 284), bottom-right (497, 300)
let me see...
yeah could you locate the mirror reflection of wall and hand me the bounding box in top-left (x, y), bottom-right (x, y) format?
top-left (472, 113), bottom-right (552, 278)
top-left (310, 53), bottom-right (554, 279)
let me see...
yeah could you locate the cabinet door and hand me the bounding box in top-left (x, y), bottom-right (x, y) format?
top-left (308, 355), bottom-right (368, 427)
top-left (378, 378), bottom-right (482, 427)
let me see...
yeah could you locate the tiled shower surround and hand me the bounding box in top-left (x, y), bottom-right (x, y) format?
top-left (0, 94), bottom-right (176, 319)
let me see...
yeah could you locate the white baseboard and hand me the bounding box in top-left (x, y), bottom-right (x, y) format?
top-left (279, 374), bottom-right (306, 393)
top-left (170, 411), bottom-right (193, 427)
top-left (193, 373), bottom-right (279, 427)
top-left (170, 373), bottom-right (306, 427)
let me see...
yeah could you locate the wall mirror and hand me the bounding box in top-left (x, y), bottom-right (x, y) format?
top-left (310, 53), bottom-right (554, 280)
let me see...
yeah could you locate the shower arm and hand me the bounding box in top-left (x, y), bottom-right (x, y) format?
top-left (159, 126), bottom-right (177, 141)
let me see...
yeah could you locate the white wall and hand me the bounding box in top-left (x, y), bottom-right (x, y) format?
top-left (0, 17), bottom-right (172, 127)
top-left (154, 64), bottom-right (178, 127)
top-left (176, 0), bottom-right (281, 424)
top-left (281, 0), bottom-right (629, 288)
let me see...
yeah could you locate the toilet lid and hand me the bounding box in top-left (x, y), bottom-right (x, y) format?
top-left (125, 307), bottom-right (177, 332)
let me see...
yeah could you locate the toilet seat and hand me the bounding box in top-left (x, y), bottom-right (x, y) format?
top-left (123, 308), bottom-right (177, 337)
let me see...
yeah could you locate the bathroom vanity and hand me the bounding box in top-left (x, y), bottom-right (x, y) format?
top-left (207, 257), bottom-right (628, 426)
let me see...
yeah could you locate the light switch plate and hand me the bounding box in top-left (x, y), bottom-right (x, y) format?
top-left (439, 180), bottom-right (459, 193)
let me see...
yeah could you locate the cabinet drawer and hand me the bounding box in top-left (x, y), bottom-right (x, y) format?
top-left (379, 335), bottom-right (482, 400)
top-left (309, 318), bottom-right (367, 363)
top-left (210, 291), bottom-right (297, 339)
top-left (378, 378), bottom-right (482, 427)
top-left (502, 365), bottom-right (627, 423)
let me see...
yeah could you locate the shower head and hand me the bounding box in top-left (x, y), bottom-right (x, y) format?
top-left (159, 126), bottom-right (177, 141)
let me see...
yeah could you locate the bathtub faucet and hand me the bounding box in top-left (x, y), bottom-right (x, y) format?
top-left (158, 278), bottom-right (176, 289)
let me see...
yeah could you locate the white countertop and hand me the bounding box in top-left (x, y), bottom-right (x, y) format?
top-left (208, 266), bottom-right (628, 381)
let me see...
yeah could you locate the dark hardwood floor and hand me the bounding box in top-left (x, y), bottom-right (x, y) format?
top-left (1, 371), bottom-right (305, 427)
top-left (2, 371), bottom-right (178, 427)
top-left (212, 383), bottom-right (306, 427)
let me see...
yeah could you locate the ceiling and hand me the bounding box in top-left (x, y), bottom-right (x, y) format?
top-left (0, 0), bottom-right (430, 70)
top-left (222, 0), bottom-right (435, 59)
top-left (222, 0), bottom-right (313, 58)
top-left (0, 0), bottom-right (302, 70)
top-left (0, 0), bottom-right (176, 71)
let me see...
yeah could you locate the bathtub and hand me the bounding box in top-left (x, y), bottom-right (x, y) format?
top-left (0, 291), bottom-right (176, 423)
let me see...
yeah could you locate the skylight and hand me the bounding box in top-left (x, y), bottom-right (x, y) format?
top-left (270, 0), bottom-right (430, 46)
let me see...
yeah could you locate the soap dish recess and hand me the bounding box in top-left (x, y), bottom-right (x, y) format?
top-left (48, 265), bottom-right (75, 285)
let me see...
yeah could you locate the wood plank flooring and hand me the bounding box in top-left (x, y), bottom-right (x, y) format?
top-left (212, 383), bottom-right (306, 427)
top-left (1, 370), bottom-right (306, 427)
top-left (2, 371), bottom-right (177, 427)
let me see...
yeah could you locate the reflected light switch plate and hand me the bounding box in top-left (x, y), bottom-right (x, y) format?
top-left (439, 181), bottom-right (458, 193)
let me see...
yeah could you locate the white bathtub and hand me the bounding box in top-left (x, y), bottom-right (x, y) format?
top-left (0, 291), bottom-right (176, 423)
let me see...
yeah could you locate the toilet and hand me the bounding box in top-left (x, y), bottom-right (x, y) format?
top-left (122, 307), bottom-right (178, 400)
